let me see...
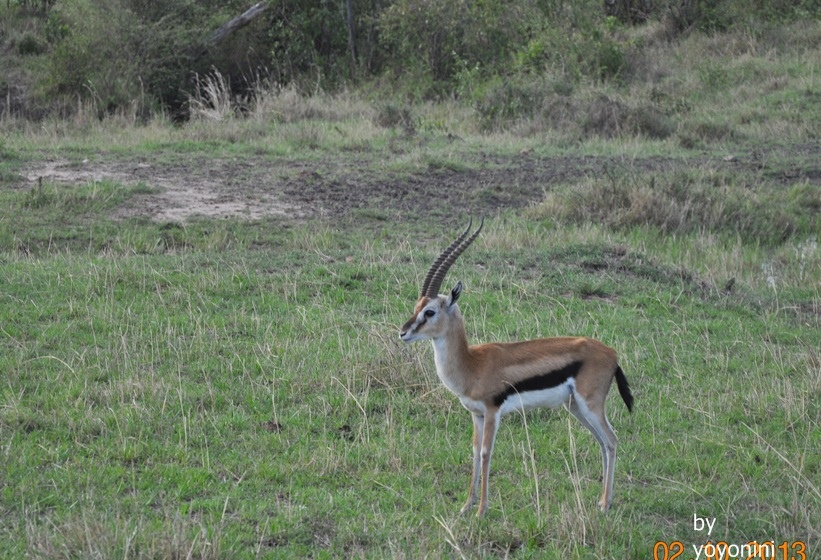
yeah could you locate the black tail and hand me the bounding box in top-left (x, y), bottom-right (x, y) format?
top-left (614, 366), bottom-right (633, 413)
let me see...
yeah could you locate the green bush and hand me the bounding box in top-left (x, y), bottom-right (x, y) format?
top-left (44, 1), bottom-right (201, 116)
top-left (510, 13), bottom-right (631, 85)
top-left (263, 0), bottom-right (354, 89)
top-left (41, 0), bottom-right (278, 117)
top-left (378, 0), bottom-right (545, 96)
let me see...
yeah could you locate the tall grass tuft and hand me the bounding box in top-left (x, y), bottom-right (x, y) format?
top-left (188, 71), bottom-right (235, 121)
top-left (529, 169), bottom-right (817, 244)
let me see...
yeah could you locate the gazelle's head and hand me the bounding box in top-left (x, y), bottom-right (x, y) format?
top-left (399, 220), bottom-right (483, 343)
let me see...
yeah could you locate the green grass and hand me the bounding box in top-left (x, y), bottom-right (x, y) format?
top-left (1, 21), bottom-right (820, 556)
top-left (1, 212), bottom-right (818, 557)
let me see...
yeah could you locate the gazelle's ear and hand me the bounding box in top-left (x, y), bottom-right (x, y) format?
top-left (447, 281), bottom-right (463, 308)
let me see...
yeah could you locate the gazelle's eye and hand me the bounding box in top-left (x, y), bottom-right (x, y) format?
top-left (424, 309), bottom-right (436, 318)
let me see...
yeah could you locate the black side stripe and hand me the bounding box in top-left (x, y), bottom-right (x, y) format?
top-left (492, 361), bottom-right (583, 407)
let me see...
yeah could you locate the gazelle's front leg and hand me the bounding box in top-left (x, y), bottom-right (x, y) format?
top-left (476, 408), bottom-right (501, 517)
top-left (460, 413), bottom-right (484, 514)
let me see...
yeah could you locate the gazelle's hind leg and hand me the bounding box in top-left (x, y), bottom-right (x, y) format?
top-left (567, 396), bottom-right (618, 511)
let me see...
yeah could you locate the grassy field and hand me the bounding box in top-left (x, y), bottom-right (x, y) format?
top-left (1, 24), bottom-right (820, 559)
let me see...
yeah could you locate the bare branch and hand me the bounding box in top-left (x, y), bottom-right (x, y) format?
top-left (206, 2), bottom-right (269, 46)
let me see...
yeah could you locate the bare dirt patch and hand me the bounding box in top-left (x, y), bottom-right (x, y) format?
top-left (24, 158), bottom-right (305, 221)
top-left (19, 145), bottom-right (819, 223)
top-left (20, 153), bottom-right (680, 222)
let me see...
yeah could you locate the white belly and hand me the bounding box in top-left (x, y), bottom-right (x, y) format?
top-left (498, 380), bottom-right (573, 415)
top-left (457, 379), bottom-right (574, 416)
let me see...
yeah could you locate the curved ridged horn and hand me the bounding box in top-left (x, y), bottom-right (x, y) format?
top-left (420, 219), bottom-right (473, 297)
top-left (421, 218), bottom-right (484, 298)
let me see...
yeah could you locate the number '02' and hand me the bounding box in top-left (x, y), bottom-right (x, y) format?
top-left (653, 541), bottom-right (684, 560)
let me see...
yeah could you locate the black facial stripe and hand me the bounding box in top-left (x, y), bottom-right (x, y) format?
top-left (400, 316), bottom-right (419, 334)
top-left (492, 361), bottom-right (583, 407)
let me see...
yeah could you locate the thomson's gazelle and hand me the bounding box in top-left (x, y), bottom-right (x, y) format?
top-left (400, 220), bottom-right (633, 517)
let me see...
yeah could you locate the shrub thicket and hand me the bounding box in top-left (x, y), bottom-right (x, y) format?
top-left (1, 0), bottom-right (817, 118)
top-left (378, 0), bottom-right (542, 96)
top-left (40, 0), bottom-right (276, 118)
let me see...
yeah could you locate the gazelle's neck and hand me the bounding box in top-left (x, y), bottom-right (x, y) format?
top-left (431, 307), bottom-right (471, 396)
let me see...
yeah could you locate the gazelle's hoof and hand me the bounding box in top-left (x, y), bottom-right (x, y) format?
top-left (459, 502), bottom-right (474, 516)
